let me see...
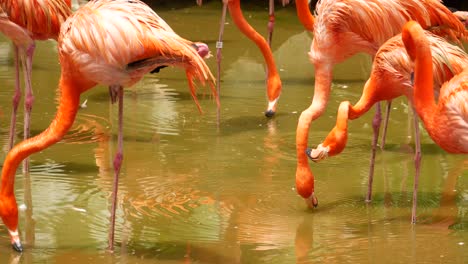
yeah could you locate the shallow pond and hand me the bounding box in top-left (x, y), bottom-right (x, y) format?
top-left (0, 1), bottom-right (466, 263)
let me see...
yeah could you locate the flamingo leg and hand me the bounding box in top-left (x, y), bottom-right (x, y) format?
top-left (8, 45), bottom-right (21, 150)
top-left (216, 0), bottom-right (229, 127)
top-left (411, 106), bottom-right (422, 224)
top-left (267, 0), bottom-right (274, 47)
top-left (366, 102), bottom-right (382, 202)
top-left (22, 43), bottom-right (35, 173)
top-left (380, 100), bottom-right (392, 150)
top-left (108, 84), bottom-right (124, 251)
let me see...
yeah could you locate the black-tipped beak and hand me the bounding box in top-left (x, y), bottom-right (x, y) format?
top-left (12, 241), bottom-right (23, 252)
top-left (265, 110), bottom-right (276, 118)
top-left (312, 198), bottom-right (318, 208)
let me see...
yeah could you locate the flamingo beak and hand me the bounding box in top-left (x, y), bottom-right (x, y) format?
top-left (12, 240), bottom-right (23, 252)
top-left (306, 144), bottom-right (329, 162)
top-left (9, 229), bottom-right (23, 252)
top-left (265, 98), bottom-right (278, 117)
top-left (305, 193), bottom-right (318, 208)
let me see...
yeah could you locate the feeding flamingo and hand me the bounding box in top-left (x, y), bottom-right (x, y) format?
top-left (0, 0), bottom-right (72, 172)
top-left (0, 0), bottom-right (217, 252)
top-left (295, 0), bottom-right (468, 209)
top-left (214, 0), bottom-right (282, 117)
top-left (306, 30), bottom-right (468, 222)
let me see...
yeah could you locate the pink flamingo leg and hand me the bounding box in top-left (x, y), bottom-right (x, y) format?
top-left (411, 107), bottom-right (422, 223)
top-left (366, 102), bottom-right (382, 202)
top-left (8, 46), bottom-right (21, 150)
top-left (21, 43), bottom-right (35, 173)
top-left (380, 100), bottom-right (392, 149)
top-left (267, 0), bottom-right (274, 47)
top-left (216, 0), bottom-right (229, 127)
top-left (108, 85), bottom-right (124, 251)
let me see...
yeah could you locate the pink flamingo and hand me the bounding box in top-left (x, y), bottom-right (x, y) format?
top-left (0, 0), bottom-right (217, 252)
top-left (214, 0), bottom-right (282, 117)
top-left (402, 20), bottom-right (468, 221)
top-left (0, 0), bottom-right (72, 172)
top-left (295, 0), bottom-right (468, 209)
top-left (307, 30), bottom-right (468, 222)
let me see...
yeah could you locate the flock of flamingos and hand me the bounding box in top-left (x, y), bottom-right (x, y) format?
top-left (0, 0), bottom-right (467, 253)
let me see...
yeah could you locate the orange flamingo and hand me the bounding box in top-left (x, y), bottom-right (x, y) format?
top-left (0, 0), bottom-right (72, 172)
top-left (215, 0), bottom-right (282, 117)
top-left (0, 0), bottom-right (217, 252)
top-left (295, 0), bottom-right (468, 209)
top-left (306, 30), bottom-right (468, 222)
top-left (402, 20), bottom-right (468, 222)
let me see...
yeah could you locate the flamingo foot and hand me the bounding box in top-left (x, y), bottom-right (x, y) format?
top-left (305, 193), bottom-right (318, 208)
top-left (306, 144), bottom-right (329, 162)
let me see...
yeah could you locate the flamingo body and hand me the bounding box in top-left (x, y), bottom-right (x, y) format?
top-left (1, 0), bottom-right (71, 40)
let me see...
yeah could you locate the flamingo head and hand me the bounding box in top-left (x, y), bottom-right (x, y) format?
top-left (265, 75), bottom-right (282, 117)
top-left (0, 197), bottom-right (23, 252)
top-left (295, 165), bottom-right (318, 208)
top-left (192, 42), bottom-right (212, 59)
top-left (306, 144), bottom-right (330, 162)
top-left (9, 229), bottom-right (22, 252)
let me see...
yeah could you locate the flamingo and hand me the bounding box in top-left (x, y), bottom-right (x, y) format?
top-left (295, 0), bottom-right (468, 209)
top-left (0, 0), bottom-right (72, 172)
top-left (215, 0), bottom-right (282, 117)
top-left (306, 30), bottom-right (468, 222)
top-left (0, 0), bottom-right (217, 252)
top-left (401, 20), bottom-right (468, 221)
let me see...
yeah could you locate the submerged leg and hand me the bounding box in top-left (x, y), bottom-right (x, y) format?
top-left (411, 107), bottom-right (422, 224)
top-left (22, 43), bottom-right (36, 173)
top-left (380, 100), bottom-right (392, 150)
top-left (366, 102), bottom-right (382, 202)
top-left (8, 46), bottom-right (21, 150)
top-left (107, 85), bottom-right (124, 251)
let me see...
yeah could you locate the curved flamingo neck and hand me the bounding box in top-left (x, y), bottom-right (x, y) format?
top-left (403, 24), bottom-right (436, 126)
top-left (227, 0), bottom-right (279, 81)
top-left (347, 79), bottom-right (379, 120)
top-left (0, 74), bottom-right (81, 197)
top-left (295, 0), bottom-right (314, 32)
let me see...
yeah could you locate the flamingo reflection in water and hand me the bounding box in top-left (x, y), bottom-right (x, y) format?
top-left (0, 0), bottom-right (217, 252)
